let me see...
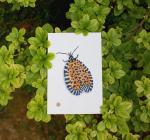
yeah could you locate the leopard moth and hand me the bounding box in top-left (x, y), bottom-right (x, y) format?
top-left (57, 47), bottom-right (93, 96)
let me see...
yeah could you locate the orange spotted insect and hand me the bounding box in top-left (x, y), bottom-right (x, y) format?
top-left (57, 47), bottom-right (93, 96)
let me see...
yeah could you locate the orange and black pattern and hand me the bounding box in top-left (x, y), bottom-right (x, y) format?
top-left (64, 59), bottom-right (93, 95)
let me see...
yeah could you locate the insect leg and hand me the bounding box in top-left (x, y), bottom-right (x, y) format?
top-left (75, 54), bottom-right (79, 59)
top-left (63, 60), bottom-right (67, 62)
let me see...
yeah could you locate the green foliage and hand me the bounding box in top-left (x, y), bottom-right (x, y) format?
top-left (0, 23), bottom-right (55, 123)
top-left (27, 93), bottom-right (51, 122)
top-left (26, 25), bottom-right (55, 122)
top-left (0, 0), bottom-right (150, 139)
top-left (6, 27), bottom-right (25, 45)
top-left (0, 88), bottom-right (12, 106)
top-left (65, 115), bottom-right (98, 140)
top-left (0, 0), bottom-right (36, 10)
top-left (100, 94), bottom-right (132, 134)
top-left (135, 29), bottom-right (150, 50)
top-left (0, 64), bottom-right (25, 89)
top-left (132, 76), bottom-right (150, 132)
top-left (102, 28), bottom-right (122, 48)
top-left (28, 27), bottom-right (54, 79)
top-left (0, 28), bottom-right (26, 106)
top-left (103, 60), bottom-right (126, 86)
top-left (0, 45), bottom-right (13, 65)
top-left (144, 135), bottom-right (150, 140)
top-left (112, 0), bottom-right (134, 16)
top-left (32, 79), bottom-right (47, 94)
top-left (5, 27), bottom-right (26, 53)
top-left (135, 76), bottom-right (150, 98)
top-left (123, 133), bottom-right (139, 140)
top-left (65, 121), bottom-right (88, 140)
top-left (65, 0), bottom-right (150, 139)
top-left (66, 0), bottom-right (110, 34)
top-left (28, 27), bottom-right (50, 49)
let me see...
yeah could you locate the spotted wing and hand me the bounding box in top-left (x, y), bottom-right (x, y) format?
top-left (64, 59), bottom-right (93, 96)
top-left (80, 62), bottom-right (93, 93)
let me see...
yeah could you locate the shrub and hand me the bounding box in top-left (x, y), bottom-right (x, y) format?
top-left (0, 0), bottom-right (150, 139)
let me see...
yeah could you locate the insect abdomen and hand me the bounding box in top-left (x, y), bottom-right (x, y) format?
top-left (64, 59), bottom-right (93, 96)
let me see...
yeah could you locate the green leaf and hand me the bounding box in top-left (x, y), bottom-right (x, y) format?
top-left (101, 94), bottom-right (132, 134)
top-left (0, 64), bottom-right (25, 89)
top-left (87, 19), bottom-right (99, 31)
top-left (102, 28), bottom-right (122, 47)
top-left (74, 0), bottom-right (85, 7)
top-left (28, 27), bottom-right (50, 49)
top-left (90, 130), bottom-right (97, 138)
top-left (42, 23), bottom-right (54, 33)
top-left (55, 27), bottom-right (61, 33)
top-left (144, 63), bottom-right (150, 74)
top-left (97, 121), bottom-right (105, 131)
top-left (104, 60), bottom-right (126, 85)
top-left (135, 76), bottom-right (150, 98)
top-left (116, 102), bottom-right (132, 119)
top-left (31, 64), bottom-right (40, 73)
top-left (6, 27), bottom-right (26, 44)
top-left (79, 132), bottom-right (88, 140)
top-left (27, 93), bottom-right (51, 123)
top-left (0, 88), bottom-right (12, 106)
top-left (0, 46), bottom-right (14, 65)
top-left (117, 119), bottom-right (129, 134)
top-left (97, 131), bottom-right (105, 140)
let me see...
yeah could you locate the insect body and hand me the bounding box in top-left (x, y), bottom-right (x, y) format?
top-left (57, 47), bottom-right (93, 96)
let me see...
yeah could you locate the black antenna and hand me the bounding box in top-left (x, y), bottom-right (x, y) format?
top-left (56, 46), bottom-right (79, 55)
top-left (56, 52), bottom-right (68, 55)
top-left (71, 46), bottom-right (79, 55)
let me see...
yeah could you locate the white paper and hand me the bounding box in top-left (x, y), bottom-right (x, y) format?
top-left (47, 33), bottom-right (102, 114)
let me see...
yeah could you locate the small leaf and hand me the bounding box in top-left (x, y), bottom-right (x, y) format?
top-left (97, 121), bottom-right (105, 131)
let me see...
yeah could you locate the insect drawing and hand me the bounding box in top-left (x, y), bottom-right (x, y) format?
top-left (57, 47), bottom-right (93, 96)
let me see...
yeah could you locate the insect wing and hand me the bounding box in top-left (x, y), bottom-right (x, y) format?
top-left (64, 59), bottom-right (93, 95)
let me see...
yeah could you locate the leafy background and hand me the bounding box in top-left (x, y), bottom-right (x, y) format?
top-left (0, 0), bottom-right (150, 140)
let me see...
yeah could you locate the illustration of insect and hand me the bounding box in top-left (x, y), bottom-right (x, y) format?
top-left (57, 47), bottom-right (93, 96)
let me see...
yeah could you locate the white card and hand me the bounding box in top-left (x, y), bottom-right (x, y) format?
top-left (47, 33), bottom-right (102, 114)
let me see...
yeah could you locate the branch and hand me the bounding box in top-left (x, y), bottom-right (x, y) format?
top-left (128, 8), bottom-right (150, 37)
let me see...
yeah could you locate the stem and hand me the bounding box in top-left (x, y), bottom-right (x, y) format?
top-left (128, 8), bottom-right (150, 38)
top-left (93, 0), bottom-right (100, 5)
top-left (13, 54), bottom-right (20, 57)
